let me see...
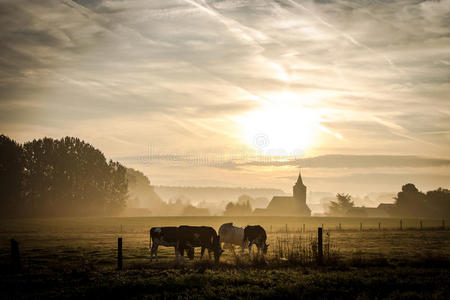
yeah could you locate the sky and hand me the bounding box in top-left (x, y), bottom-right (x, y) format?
top-left (1, 0), bottom-right (449, 195)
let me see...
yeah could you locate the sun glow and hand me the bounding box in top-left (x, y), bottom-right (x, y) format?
top-left (235, 93), bottom-right (321, 156)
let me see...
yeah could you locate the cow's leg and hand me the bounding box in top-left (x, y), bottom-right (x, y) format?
top-left (175, 242), bottom-right (181, 263)
top-left (208, 248), bottom-right (212, 259)
top-left (175, 249), bottom-right (181, 263)
top-left (200, 247), bottom-right (205, 259)
top-left (248, 242), bottom-right (253, 256)
top-left (150, 242), bottom-right (154, 261)
top-left (156, 244), bottom-right (160, 261)
top-left (150, 242), bottom-right (158, 261)
top-left (179, 244), bottom-right (185, 263)
top-left (181, 247), bottom-right (186, 263)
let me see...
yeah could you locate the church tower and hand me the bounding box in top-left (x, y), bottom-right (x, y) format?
top-left (293, 170), bottom-right (306, 204)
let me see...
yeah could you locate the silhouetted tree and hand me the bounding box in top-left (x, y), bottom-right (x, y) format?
top-left (328, 193), bottom-right (354, 216)
top-left (394, 183), bottom-right (426, 217)
top-left (0, 135), bottom-right (24, 217)
top-left (11, 135), bottom-right (128, 216)
top-left (106, 160), bottom-right (128, 214)
top-left (223, 198), bottom-right (252, 216)
top-left (237, 194), bottom-right (253, 205)
top-left (126, 168), bottom-right (164, 211)
top-left (426, 188), bottom-right (450, 218)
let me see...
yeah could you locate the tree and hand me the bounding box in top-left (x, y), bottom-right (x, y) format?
top-left (0, 135), bottom-right (24, 216)
top-left (105, 160), bottom-right (128, 215)
top-left (328, 193), bottom-right (354, 216)
top-left (126, 168), bottom-right (165, 211)
top-left (20, 136), bottom-right (128, 216)
top-left (237, 194), bottom-right (253, 205)
top-left (223, 198), bottom-right (253, 216)
top-left (426, 188), bottom-right (450, 218)
top-left (394, 183), bottom-right (426, 217)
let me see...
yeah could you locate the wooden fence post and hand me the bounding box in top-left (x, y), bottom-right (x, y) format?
top-left (117, 237), bottom-right (123, 270)
top-left (378, 222), bottom-right (381, 231)
top-left (303, 224), bottom-right (305, 233)
top-left (339, 223), bottom-right (341, 231)
top-left (270, 225), bottom-right (272, 234)
top-left (400, 219), bottom-right (403, 231)
top-left (442, 219), bottom-right (446, 230)
top-left (285, 224), bottom-right (288, 234)
top-left (11, 239), bottom-right (20, 272)
top-left (317, 227), bottom-right (323, 265)
top-left (360, 222), bottom-right (362, 231)
top-left (420, 220), bottom-right (423, 230)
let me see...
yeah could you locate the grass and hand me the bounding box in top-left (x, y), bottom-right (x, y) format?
top-left (1, 216), bottom-right (449, 298)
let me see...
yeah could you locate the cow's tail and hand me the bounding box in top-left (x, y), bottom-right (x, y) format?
top-left (149, 229), bottom-right (152, 251)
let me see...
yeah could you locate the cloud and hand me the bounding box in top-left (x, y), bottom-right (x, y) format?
top-left (0, 0), bottom-right (449, 190)
top-left (117, 153), bottom-right (450, 170)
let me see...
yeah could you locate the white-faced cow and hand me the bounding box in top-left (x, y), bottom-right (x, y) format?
top-left (218, 223), bottom-right (247, 253)
top-left (150, 227), bottom-right (194, 261)
top-left (243, 225), bottom-right (269, 255)
top-left (177, 225), bottom-right (223, 263)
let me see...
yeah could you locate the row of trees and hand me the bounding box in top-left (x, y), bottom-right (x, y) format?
top-left (328, 184), bottom-right (450, 218)
top-left (395, 183), bottom-right (450, 218)
top-left (223, 195), bottom-right (253, 216)
top-left (0, 135), bottom-right (128, 217)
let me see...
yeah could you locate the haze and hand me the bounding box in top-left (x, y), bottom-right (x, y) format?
top-left (1, 0), bottom-right (449, 195)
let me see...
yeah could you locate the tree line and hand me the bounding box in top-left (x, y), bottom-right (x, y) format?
top-left (0, 135), bottom-right (128, 217)
top-left (395, 183), bottom-right (450, 218)
top-left (328, 184), bottom-right (450, 218)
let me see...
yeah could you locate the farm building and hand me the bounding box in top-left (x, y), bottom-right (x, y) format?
top-left (345, 203), bottom-right (396, 217)
top-left (254, 171), bottom-right (311, 216)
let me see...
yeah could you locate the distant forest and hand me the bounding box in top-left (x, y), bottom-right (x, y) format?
top-left (0, 135), bottom-right (128, 217)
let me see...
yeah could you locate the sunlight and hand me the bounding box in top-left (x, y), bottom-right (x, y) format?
top-left (235, 92), bottom-right (321, 155)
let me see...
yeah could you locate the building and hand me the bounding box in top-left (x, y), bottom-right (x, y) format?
top-left (345, 203), bottom-right (396, 217)
top-left (254, 171), bottom-right (311, 216)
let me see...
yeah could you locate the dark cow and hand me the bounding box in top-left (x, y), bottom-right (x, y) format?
top-left (243, 225), bottom-right (269, 255)
top-left (177, 225), bottom-right (223, 263)
top-left (150, 227), bottom-right (194, 261)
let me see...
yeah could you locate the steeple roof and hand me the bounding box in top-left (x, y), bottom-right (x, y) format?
top-left (295, 170), bottom-right (305, 186)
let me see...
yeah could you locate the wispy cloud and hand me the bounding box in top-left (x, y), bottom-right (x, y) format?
top-left (0, 0), bottom-right (449, 190)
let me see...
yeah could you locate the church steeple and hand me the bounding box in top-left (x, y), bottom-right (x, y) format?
top-left (295, 171), bottom-right (305, 187)
top-left (293, 170), bottom-right (306, 203)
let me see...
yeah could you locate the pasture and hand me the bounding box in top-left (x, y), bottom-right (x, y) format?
top-left (1, 216), bottom-right (449, 299)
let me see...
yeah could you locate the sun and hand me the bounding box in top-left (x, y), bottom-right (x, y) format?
top-left (234, 92), bottom-right (321, 156)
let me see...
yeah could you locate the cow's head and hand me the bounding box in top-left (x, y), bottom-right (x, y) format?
top-left (213, 235), bottom-right (224, 263)
top-left (262, 243), bottom-right (269, 254)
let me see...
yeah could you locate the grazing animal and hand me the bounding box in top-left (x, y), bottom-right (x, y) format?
top-left (243, 225), bottom-right (269, 255)
top-left (150, 227), bottom-right (194, 261)
top-left (177, 225), bottom-right (223, 263)
top-left (218, 222), bottom-right (247, 253)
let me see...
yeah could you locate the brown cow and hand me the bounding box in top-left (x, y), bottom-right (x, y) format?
top-left (176, 225), bottom-right (223, 263)
top-left (243, 225), bottom-right (269, 255)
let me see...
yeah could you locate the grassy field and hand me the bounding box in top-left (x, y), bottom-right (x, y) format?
top-left (1, 216), bottom-right (449, 299)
